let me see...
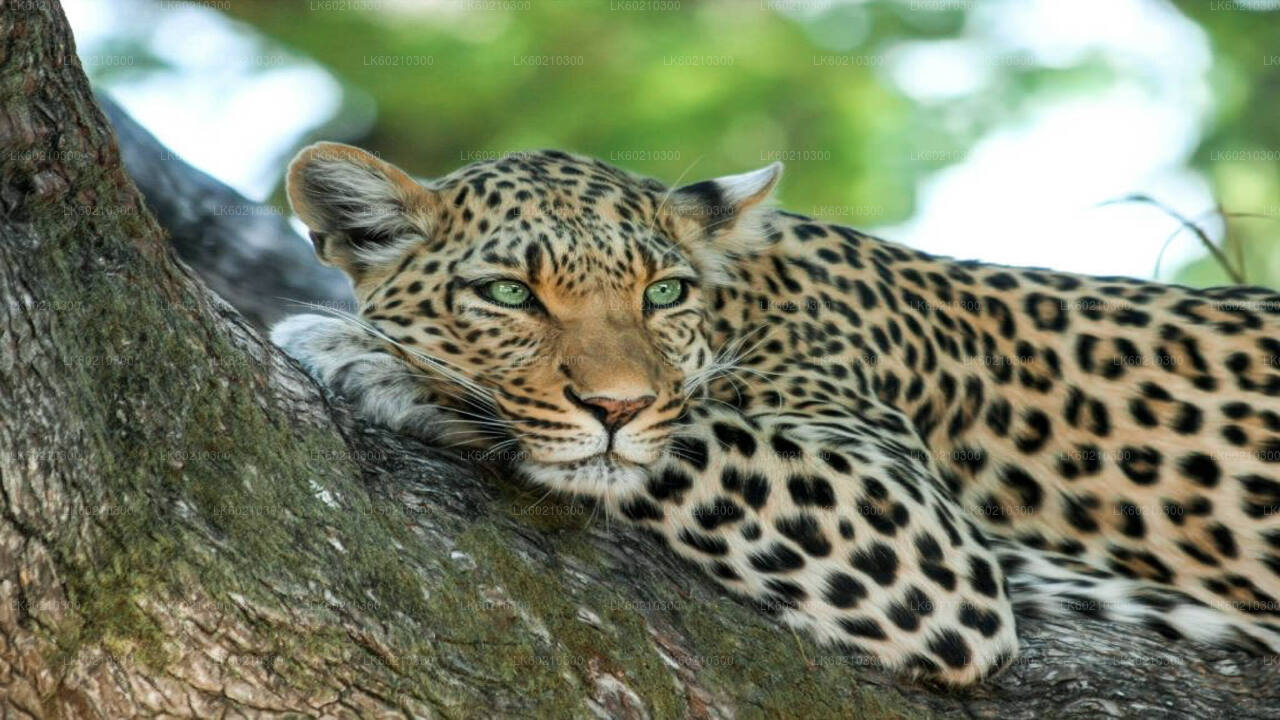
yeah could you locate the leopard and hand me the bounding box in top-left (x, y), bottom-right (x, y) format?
top-left (271, 142), bottom-right (1280, 685)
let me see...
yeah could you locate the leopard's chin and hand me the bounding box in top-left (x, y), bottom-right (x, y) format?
top-left (517, 452), bottom-right (649, 499)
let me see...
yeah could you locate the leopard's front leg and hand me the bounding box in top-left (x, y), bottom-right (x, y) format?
top-left (271, 314), bottom-right (457, 441)
top-left (611, 401), bottom-right (1019, 685)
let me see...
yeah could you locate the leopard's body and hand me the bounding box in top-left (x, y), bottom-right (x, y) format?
top-left (272, 143), bottom-right (1280, 684)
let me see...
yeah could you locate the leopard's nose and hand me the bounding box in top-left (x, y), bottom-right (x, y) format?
top-left (565, 387), bottom-right (656, 431)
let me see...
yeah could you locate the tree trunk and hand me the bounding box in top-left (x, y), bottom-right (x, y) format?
top-left (0, 2), bottom-right (1275, 718)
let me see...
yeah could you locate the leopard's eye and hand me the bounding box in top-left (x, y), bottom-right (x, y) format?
top-left (484, 280), bottom-right (531, 307)
top-left (644, 278), bottom-right (686, 309)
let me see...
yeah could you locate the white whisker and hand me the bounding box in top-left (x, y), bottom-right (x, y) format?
top-left (285, 300), bottom-right (497, 409)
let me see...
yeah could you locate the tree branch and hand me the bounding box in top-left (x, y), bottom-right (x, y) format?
top-left (96, 92), bottom-right (355, 330)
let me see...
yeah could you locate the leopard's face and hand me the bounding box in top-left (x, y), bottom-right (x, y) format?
top-left (371, 200), bottom-right (713, 495)
top-left (286, 144), bottom-right (779, 496)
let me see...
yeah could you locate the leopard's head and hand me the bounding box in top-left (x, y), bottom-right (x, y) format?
top-left (287, 143), bottom-right (780, 495)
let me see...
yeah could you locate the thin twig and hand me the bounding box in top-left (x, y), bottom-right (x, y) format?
top-left (1099, 193), bottom-right (1243, 284)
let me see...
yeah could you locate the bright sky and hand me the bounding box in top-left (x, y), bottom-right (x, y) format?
top-left (64, 0), bottom-right (1223, 282)
top-left (874, 0), bottom-right (1217, 280)
top-left (64, 0), bottom-right (343, 200)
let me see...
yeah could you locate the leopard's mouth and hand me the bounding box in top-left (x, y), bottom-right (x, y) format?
top-left (516, 451), bottom-right (650, 496)
top-left (560, 452), bottom-right (644, 469)
top-left (521, 451), bottom-right (644, 475)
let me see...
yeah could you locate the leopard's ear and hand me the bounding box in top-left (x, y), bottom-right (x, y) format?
top-left (287, 142), bottom-right (438, 282)
top-left (669, 162), bottom-right (782, 282)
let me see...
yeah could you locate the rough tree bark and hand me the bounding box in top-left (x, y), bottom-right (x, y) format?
top-left (0, 2), bottom-right (1276, 718)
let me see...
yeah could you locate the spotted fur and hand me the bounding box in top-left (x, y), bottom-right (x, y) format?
top-left (272, 143), bottom-right (1280, 685)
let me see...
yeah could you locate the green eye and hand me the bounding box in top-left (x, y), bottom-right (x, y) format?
top-left (644, 279), bottom-right (686, 308)
top-left (484, 280), bottom-right (531, 307)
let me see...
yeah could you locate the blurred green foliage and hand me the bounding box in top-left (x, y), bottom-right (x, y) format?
top-left (227, 1), bottom-right (925, 220)
top-left (1170, 0), bottom-right (1280, 287)
top-left (115, 0), bottom-right (1280, 287)
top-left (223, 1), bottom-right (1115, 223)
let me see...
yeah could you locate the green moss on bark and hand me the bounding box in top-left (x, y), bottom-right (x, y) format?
top-left (444, 525), bottom-right (935, 720)
top-left (32, 223), bottom-right (440, 682)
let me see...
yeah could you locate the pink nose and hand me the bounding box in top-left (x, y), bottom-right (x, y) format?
top-left (565, 388), bottom-right (656, 431)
